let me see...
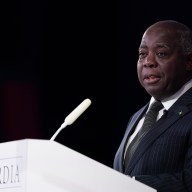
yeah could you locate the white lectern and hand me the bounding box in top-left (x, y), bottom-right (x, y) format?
top-left (0, 139), bottom-right (156, 192)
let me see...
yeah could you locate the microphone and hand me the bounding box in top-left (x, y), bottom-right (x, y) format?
top-left (50, 98), bottom-right (92, 141)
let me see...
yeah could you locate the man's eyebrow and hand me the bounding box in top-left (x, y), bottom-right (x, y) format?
top-left (139, 43), bottom-right (171, 49)
top-left (155, 43), bottom-right (171, 49)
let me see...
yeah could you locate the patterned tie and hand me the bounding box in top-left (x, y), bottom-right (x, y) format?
top-left (124, 101), bottom-right (164, 170)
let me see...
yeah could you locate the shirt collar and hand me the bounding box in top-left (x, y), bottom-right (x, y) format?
top-left (149, 78), bottom-right (192, 110)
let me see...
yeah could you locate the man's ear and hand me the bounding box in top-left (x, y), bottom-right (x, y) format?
top-left (186, 52), bottom-right (192, 71)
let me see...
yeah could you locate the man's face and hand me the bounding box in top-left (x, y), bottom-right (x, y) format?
top-left (137, 25), bottom-right (190, 100)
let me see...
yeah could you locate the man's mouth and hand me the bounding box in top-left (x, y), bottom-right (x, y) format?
top-left (144, 74), bottom-right (161, 84)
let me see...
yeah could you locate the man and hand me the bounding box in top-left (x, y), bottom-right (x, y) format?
top-left (113, 20), bottom-right (192, 192)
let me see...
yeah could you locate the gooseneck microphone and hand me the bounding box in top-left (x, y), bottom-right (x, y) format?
top-left (50, 98), bottom-right (92, 141)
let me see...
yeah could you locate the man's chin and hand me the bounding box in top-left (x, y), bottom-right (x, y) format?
top-left (145, 89), bottom-right (165, 100)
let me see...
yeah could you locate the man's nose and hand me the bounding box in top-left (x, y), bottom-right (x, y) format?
top-left (143, 53), bottom-right (157, 68)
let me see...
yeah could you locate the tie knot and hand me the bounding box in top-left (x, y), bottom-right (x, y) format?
top-left (150, 101), bottom-right (164, 112)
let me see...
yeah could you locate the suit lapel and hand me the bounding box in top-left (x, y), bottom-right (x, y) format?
top-left (116, 104), bottom-right (148, 172)
top-left (124, 105), bottom-right (148, 139)
top-left (125, 88), bottom-right (192, 174)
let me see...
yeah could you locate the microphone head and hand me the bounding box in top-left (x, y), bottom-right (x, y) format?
top-left (64, 98), bottom-right (91, 125)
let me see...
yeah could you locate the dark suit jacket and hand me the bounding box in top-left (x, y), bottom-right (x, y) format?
top-left (113, 88), bottom-right (192, 192)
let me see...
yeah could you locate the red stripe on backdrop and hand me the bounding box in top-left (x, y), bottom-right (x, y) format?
top-left (1, 81), bottom-right (42, 142)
